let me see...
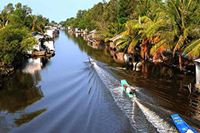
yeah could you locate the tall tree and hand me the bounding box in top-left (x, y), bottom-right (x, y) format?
top-left (163, 0), bottom-right (200, 70)
top-left (117, 0), bottom-right (136, 24)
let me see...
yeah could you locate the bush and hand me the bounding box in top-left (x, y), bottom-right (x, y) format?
top-left (0, 25), bottom-right (36, 65)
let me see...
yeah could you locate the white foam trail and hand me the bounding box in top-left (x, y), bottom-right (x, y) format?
top-left (92, 62), bottom-right (177, 133)
top-left (135, 100), bottom-right (177, 133)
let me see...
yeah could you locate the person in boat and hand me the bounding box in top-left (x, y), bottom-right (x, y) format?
top-left (123, 84), bottom-right (136, 94)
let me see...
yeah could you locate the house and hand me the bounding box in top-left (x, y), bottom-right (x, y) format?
top-left (108, 34), bottom-right (123, 50)
top-left (195, 59), bottom-right (200, 89)
top-left (83, 29), bottom-right (88, 36)
top-left (67, 27), bottom-right (71, 30)
top-left (89, 30), bottom-right (97, 39)
top-left (27, 34), bottom-right (44, 55)
top-left (75, 28), bottom-right (81, 33)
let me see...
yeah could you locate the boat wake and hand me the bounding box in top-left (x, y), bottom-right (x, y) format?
top-left (90, 59), bottom-right (178, 133)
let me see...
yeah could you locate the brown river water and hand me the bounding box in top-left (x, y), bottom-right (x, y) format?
top-left (0, 31), bottom-right (199, 133)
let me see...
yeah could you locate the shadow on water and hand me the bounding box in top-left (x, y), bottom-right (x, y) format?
top-left (66, 32), bottom-right (120, 67)
top-left (110, 62), bottom-right (200, 131)
top-left (0, 56), bottom-right (51, 132)
top-left (0, 71), bottom-right (45, 132)
top-left (0, 31), bottom-right (134, 133)
top-left (67, 32), bottom-right (200, 132)
top-left (0, 31), bottom-right (199, 133)
top-left (89, 61), bottom-right (176, 132)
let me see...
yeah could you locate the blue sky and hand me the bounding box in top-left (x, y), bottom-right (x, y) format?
top-left (0, 0), bottom-right (104, 22)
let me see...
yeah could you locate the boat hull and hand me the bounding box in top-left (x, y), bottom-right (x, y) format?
top-left (120, 80), bottom-right (135, 98)
top-left (171, 114), bottom-right (197, 133)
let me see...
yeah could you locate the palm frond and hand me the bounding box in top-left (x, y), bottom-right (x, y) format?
top-left (118, 41), bottom-right (129, 51)
top-left (150, 40), bottom-right (167, 55)
top-left (183, 39), bottom-right (200, 57)
top-left (128, 39), bottom-right (139, 52)
top-left (173, 35), bottom-right (184, 55)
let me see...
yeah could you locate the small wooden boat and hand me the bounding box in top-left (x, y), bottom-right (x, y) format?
top-left (32, 50), bottom-right (46, 56)
top-left (120, 79), bottom-right (136, 98)
top-left (171, 114), bottom-right (197, 133)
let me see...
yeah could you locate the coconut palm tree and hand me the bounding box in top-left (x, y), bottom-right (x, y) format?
top-left (183, 39), bottom-right (200, 58)
top-left (0, 12), bottom-right (9, 28)
top-left (0, 3), bottom-right (14, 28)
top-left (115, 20), bottom-right (141, 53)
top-left (162, 0), bottom-right (200, 70)
top-left (108, 0), bottom-right (200, 66)
top-left (31, 15), bottom-right (46, 33)
top-left (115, 0), bottom-right (171, 60)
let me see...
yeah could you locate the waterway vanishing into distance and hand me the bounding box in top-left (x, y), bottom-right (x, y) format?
top-left (0, 31), bottom-right (199, 133)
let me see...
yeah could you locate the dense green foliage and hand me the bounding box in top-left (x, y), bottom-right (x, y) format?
top-left (63, 0), bottom-right (200, 69)
top-left (0, 3), bottom-right (49, 65)
top-left (0, 26), bottom-right (36, 64)
top-left (63, 0), bottom-right (136, 36)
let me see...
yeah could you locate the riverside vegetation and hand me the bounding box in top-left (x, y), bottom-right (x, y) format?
top-left (0, 3), bottom-right (51, 79)
top-left (62, 0), bottom-right (200, 71)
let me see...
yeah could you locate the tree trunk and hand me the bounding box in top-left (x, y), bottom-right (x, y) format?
top-left (179, 53), bottom-right (183, 71)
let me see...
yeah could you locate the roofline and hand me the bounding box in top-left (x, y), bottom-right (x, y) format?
top-left (194, 59), bottom-right (200, 63)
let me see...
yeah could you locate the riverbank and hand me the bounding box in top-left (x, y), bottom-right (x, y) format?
top-left (66, 28), bottom-right (200, 93)
top-left (67, 27), bottom-right (195, 71)
top-left (67, 28), bottom-right (196, 72)
top-left (0, 26), bottom-right (60, 81)
top-left (0, 31), bottom-right (136, 133)
top-left (0, 31), bottom-right (199, 132)
top-left (0, 64), bottom-right (14, 88)
top-left (0, 3), bottom-right (62, 82)
top-left (66, 31), bottom-right (200, 131)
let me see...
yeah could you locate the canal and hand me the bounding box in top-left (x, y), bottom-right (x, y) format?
top-left (0, 31), bottom-right (199, 133)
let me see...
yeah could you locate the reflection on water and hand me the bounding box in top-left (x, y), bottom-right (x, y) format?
top-left (0, 31), bottom-right (134, 133)
top-left (23, 58), bottom-right (42, 74)
top-left (15, 109), bottom-right (46, 126)
top-left (0, 71), bottom-right (44, 132)
top-left (90, 61), bottom-right (177, 132)
top-left (111, 61), bottom-right (200, 130)
top-left (0, 31), bottom-right (199, 132)
top-left (23, 57), bottom-right (51, 74)
top-left (67, 32), bottom-right (120, 67)
top-left (0, 73), bottom-right (43, 113)
top-left (69, 33), bottom-right (200, 131)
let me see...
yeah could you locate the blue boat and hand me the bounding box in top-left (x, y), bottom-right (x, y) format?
top-left (171, 114), bottom-right (198, 133)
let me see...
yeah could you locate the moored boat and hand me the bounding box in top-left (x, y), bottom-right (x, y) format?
top-left (171, 114), bottom-right (198, 133)
top-left (32, 50), bottom-right (46, 57)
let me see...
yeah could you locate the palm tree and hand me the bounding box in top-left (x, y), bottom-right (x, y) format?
top-left (0, 12), bottom-right (9, 28)
top-left (115, 15), bottom-right (170, 60)
top-left (183, 39), bottom-right (200, 58)
top-left (0, 3), bottom-right (14, 28)
top-left (111, 0), bottom-right (200, 66)
top-left (162, 0), bottom-right (200, 70)
top-left (115, 0), bottom-right (171, 60)
top-left (115, 20), bottom-right (141, 53)
top-left (31, 15), bottom-right (46, 33)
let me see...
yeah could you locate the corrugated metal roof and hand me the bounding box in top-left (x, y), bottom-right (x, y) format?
top-left (109, 34), bottom-right (123, 42)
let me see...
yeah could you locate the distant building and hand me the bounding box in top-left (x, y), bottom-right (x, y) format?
top-left (68, 27), bottom-right (71, 30)
top-left (195, 59), bottom-right (200, 89)
top-left (75, 28), bottom-right (81, 33)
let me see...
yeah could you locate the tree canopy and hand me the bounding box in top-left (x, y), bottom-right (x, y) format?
top-left (63, 0), bottom-right (200, 69)
top-left (0, 3), bottom-right (49, 65)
